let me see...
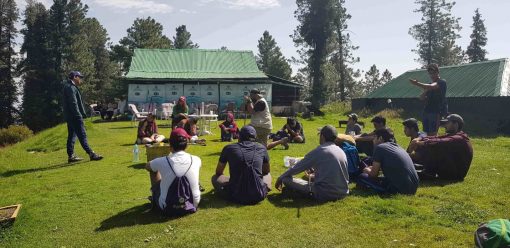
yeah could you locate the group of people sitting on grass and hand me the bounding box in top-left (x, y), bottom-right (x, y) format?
top-left (143, 111), bottom-right (473, 217)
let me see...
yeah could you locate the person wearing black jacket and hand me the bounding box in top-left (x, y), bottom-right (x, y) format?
top-left (63, 71), bottom-right (103, 163)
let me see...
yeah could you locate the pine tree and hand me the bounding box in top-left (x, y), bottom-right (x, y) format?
top-left (381, 69), bottom-right (393, 84)
top-left (20, 0), bottom-right (59, 131)
top-left (0, 0), bottom-right (19, 127)
top-left (466, 8), bottom-right (487, 63)
top-left (331, 0), bottom-right (359, 101)
top-left (293, 0), bottom-right (338, 110)
top-left (173, 25), bottom-right (198, 49)
top-left (111, 17), bottom-right (172, 73)
top-left (81, 17), bottom-right (118, 103)
top-left (48, 0), bottom-right (67, 78)
top-left (409, 0), bottom-right (464, 66)
top-left (256, 31), bottom-right (292, 80)
top-left (362, 65), bottom-right (383, 95)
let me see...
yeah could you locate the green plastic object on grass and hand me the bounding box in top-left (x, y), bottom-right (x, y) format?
top-left (475, 219), bottom-right (510, 248)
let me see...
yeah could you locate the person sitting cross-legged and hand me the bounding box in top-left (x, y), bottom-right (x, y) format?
top-left (402, 118), bottom-right (427, 153)
top-left (275, 125), bottom-right (349, 202)
top-left (212, 126), bottom-right (271, 205)
top-left (219, 113), bottom-right (239, 141)
top-left (345, 113), bottom-right (363, 135)
top-left (356, 128), bottom-right (420, 195)
top-left (281, 117), bottom-right (305, 143)
top-left (137, 113), bottom-right (165, 144)
top-left (146, 128), bottom-right (202, 215)
top-left (355, 115), bottom-right (392, 156)
top-left (407, 114), bottom-right (473, 181)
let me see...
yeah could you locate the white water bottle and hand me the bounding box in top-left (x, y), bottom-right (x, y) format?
top-left (133, 144), bottom-right (139, 162)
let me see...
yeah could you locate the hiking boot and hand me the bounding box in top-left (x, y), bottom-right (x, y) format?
top-left (89, 152), bottom-right (104, 161)
top-left (68, 154), bottom-right (84, 163)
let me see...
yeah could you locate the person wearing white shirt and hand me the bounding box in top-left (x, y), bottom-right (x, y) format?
top-left (146, 128), bottom-right (202, 211)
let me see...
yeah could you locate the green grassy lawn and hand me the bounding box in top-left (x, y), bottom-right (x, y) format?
top-left (1, 114), bottom-right (509, 247)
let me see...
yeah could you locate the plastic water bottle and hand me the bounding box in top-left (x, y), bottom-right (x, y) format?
top-left (283, 156), bottom-right (290, 167)
top-left (133, 144), bottom-right (139, 162)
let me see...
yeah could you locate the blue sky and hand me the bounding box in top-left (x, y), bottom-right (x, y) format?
top-left (15, 0), bottom-right (510, 77)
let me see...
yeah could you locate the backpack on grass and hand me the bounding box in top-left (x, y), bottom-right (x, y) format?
top-left (475, 219), bottom-right (510, 248)
top-left (163, 156), bottom-right (196, 216)
top-left (340, 142), bottom-right (362, 179)
top-left (230, 144), bottom-right (267, 205)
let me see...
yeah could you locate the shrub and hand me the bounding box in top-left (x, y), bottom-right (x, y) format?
top-left (0, 125), bottom-right (34, 146)
top-left (321, 101), bottom-right (352, 115)
top-left (375, 108), bottom-right (404, 119)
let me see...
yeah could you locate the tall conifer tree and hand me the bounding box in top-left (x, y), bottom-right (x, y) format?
top-left (466, 8), bottom-right (488, 63)
top-left (0, 0), bottom-right (19, 127)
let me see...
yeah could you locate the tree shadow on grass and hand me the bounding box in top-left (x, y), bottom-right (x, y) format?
top-left (0, 161), bottom-right (85, 178)
top-left (95, 203), bottom-right (175, 232)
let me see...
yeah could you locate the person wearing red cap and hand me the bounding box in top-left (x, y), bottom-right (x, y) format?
top-left (145, 128), bottom-right (202, 212)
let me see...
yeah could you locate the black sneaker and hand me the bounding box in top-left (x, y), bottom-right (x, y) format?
top-left (68, 154), bottom-right (84, 163)
top-left (89, 152), bottom-right (104, 161)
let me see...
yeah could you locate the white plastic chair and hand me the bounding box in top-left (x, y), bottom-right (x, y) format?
top-left (128, 104), bottom-right (149, 126)
top-left (89, 104), bottom-right (101, 119)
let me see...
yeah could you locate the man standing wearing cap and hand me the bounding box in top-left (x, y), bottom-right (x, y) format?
top-left (408, 114), bottom-right (473, 180)
top-left (212, 126), bottom-right (271, 204)
top-left (244, 88), bottom-right (273, 147)
top-left (62, 71), bottom-right (103, 162)
top-left (275, 125), bottom-right (349, 202)
top-left (409, 63), bottom-right (448, 136)
top-left (146, 128), bottom-right (201, 212)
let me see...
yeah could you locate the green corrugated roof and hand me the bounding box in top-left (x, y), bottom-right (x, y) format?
top-left (363, 58), bottom-right (509, 99)
top-left (126, 49), bottom-right (268, 80)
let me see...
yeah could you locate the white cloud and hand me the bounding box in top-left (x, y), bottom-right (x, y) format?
top-left (15, 0), bottom-right (52, 10)
top-left (93, 0), bottom-right (173, 14)
top-left (199, 0), bottom-right (280, 10)
top-left (179, 9), bottom-right (197, 14)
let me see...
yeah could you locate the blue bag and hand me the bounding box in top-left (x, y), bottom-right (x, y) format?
top-left (340, 142), bottom-right (362, 179)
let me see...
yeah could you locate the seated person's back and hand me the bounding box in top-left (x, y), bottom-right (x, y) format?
top-left (359, 128), bottom-right (419, 195)
top-left (213, 126), bottom-right (271, 204)
top-left (276, 125), bottom-right (349, 202)
top-left (146, 128), bottom-right (201, 214)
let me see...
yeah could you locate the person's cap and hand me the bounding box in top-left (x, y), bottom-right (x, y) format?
top-left (348, 113), bottom-right (358, 122)
top-left (250, 88), bottom-right (261, 95)
top-left (371, 115), bottom-right (386, 124)
top-left (68, 71), bottom-right (84, 78)
top-left (170, 127), bottom-right (190, 141)
top-left (440, 114), bottom-right (464, 125)
top-left (402, 118), bottom-right (418, 127)
top-left (239, 125), bottom-right (257, 141)
top-left (318, 125), bottom-right (338, 141)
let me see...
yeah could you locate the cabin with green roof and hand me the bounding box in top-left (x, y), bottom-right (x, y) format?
top-left (125, 49), bottom-right (301, 114)
top-left (352, 58), bottom-right (510, 134)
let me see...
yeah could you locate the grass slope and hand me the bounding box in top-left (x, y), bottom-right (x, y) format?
top-left (0, 115), bottom-right (509, 247)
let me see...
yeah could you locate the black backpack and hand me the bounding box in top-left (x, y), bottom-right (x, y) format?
top-left (230, 144), bottom-right (268, 205)
top-left (162, 155), bottom-right (197, 216)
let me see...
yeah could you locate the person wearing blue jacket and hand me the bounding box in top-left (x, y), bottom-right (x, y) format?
top-left (62, 71), bottom-right (103, 163)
